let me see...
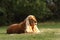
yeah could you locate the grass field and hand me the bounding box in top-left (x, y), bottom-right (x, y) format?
top-left (0, 22), bottom-right (60, 40)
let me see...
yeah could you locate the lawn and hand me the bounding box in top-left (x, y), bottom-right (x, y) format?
top-left (0, 22), bottom-right (60, 40)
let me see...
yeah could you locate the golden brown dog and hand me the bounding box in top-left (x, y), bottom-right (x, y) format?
top-left (7, 15), bottom-right (40, 34)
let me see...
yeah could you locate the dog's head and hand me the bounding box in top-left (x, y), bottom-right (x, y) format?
top-left (25, 15), bottom-right (37, 29)
top-left (28, 15), bottom-right (37, 26)
top-left (25, 15), bottom-right (40, 33)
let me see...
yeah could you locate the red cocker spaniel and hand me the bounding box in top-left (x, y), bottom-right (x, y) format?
top-left (7, 15), bottom-right (40, 34)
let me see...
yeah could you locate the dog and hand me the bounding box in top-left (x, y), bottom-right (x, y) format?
top-left (7, 15), bottom-right (40, 34)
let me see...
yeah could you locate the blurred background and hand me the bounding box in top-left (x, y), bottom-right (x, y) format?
top-left (0, 0), bottom-right (60, 26)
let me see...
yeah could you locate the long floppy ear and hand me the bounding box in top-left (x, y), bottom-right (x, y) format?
top-left (33, 24), bottom-right (40, 33)
top-left (25, 16), bottom-right (33, 33)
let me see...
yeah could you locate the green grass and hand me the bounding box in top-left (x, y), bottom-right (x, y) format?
top-left (0, 22), bottom-right (60, 40)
